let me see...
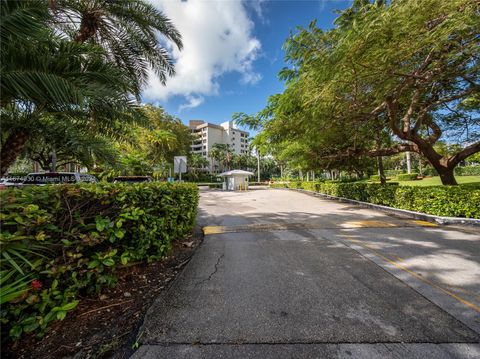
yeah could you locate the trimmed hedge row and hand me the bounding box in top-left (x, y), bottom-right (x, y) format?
top-left (455, 166), bottom-right (480, 176)
top-left (270, 181), bottom-right (480, 218)
top-left (0, 183), bottom-right (198, 339)
top-left (370, 173), bottom-right (418, 181)
top-left (396, 173), bottom-right (419, 181)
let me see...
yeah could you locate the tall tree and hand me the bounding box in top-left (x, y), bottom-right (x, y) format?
top-left (24, 119), bottom-right (118, 171)
top-left (51, 0), bottom-right (183, 96)
top-left (241, 0), bottom-right (479, 185)
top-left (209, 144), bottom-right (233, 173)
top-left (0, 0), bottom-right (183, 175)
top-left (0, 20), bottom-right (144, 175)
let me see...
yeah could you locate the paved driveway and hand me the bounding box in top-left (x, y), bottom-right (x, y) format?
top-left (133, 188), bottom-right (480, 358)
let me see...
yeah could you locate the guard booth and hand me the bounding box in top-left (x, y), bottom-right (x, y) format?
top-left (218, 170), bottom-right (254, 191)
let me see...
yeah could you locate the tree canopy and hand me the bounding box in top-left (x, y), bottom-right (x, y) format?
top-left (239, 0), bottom-right (479, 185)
top-left (0, 0), bottom-right (182, 176)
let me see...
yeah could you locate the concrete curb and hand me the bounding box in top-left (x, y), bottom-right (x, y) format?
top-left (271, 187), bottom-right (480, 227)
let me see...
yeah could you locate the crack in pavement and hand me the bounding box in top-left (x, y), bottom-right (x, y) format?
top-left (194, 253), bottom-right (225, 287)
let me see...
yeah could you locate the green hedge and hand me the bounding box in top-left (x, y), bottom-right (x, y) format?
top-left (396, 173), bottom-right (419, 181)
top-left (270, 181), bottom-right (479, 218)
top-left (455, 166), bottom-right (480, 176)
top-left (0, 182), bottom-right (198, 339)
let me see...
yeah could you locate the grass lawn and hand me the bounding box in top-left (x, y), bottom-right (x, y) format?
top-left (397, 175), bottom-right (480, 186)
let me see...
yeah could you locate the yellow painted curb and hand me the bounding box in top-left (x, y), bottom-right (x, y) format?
top-left (203, 219), bottom-right (438, 236)
top-left (410, 220), bottom-right (438, 227)
top-left (203, 226), bottom-right (228, 235)
top-left (341, 220), bottom-right (398, 228)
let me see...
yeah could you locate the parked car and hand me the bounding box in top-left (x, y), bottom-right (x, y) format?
top-left (22, 172), bottom-right (98, 185)
top-left (113, 176), bottom-right (153, 183)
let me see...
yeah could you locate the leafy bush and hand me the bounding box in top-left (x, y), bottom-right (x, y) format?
top-left (299, 182), bottom-right (320, 192)
top-left (394, 186), bottom-right (480, 217)
top-left (384, 170), bottom-right (403, 177)
top-left (288, 181), bottom-right (304, 189)
top-left (0, 182), bottom-right (198, 339)
top-left (270, 182), bottom-right (289, 188)
top-left (270, 181), bottom-right (479, 218)
top-left (455, 166), bottom-right (480, 176)
top-left (396, 173), bottom-right (419, 181)
top-left (370, 175), bottom-right (380, 181)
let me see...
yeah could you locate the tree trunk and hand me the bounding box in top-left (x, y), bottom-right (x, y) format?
top-left (377, 156), bottom-right (386, 184)
top-left (436, 166), bottom-right (457, 185)
top-left (415, 142), bottom-right (458, 185)
top-left (74, 13), bottom-right (98, 43)
top-left (0, 129), bottom-right (29, 176)
top-left (406, 152), bottom-right (412, 174)
top-left (51, 149), bottom-right (57, 172)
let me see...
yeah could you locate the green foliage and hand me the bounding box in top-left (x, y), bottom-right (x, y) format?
top-left (271, 181), bottom-right (479, 218)
top-left (247, 0), bottom-right (480, 185)
top-left (0, 182), bottom-right (198, 339)
top-left (1, 0), bottom-right (183, 176)
top-left (106, 105), bottom-right (193, 177)
top-left (54, 0), bottom-right (183, 94)
top-left (270, 182), bottom-right (289, 189)
top-left (393, 186), bottom-right (480, 218)
top-left (396, 173), bottom-right (419, 181)
top-left (455, 166), bottom-right (480, 176)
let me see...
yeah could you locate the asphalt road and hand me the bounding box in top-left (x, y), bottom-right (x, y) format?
top-left (133, 188), bottom-right (480, 358)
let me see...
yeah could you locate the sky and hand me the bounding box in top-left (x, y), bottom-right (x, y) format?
top-left (143, 0), bottom-right (352, 128)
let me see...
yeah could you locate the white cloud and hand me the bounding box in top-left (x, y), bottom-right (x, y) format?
top-left (248, 0), bottom-right (269, 24)
top-left (144, 0), bottom-right (262, 110)
top-left (178, 95), bottom-right (204, 112)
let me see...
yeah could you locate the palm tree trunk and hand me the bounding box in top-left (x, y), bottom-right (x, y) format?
top-left (0, 129), bottom-right (29, 176)
top-left (74, 13), bottom-right (98, 43)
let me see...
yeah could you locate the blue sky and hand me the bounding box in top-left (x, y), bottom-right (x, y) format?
top-left (143, 0), bottom-right (352, 127)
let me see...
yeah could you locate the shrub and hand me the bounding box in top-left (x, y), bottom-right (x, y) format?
top-left (394, 186), bottom-right (480, 217)
top-left (396, 173), bottom-right (419, 181)
top-left (270, 182), bottom-right (289, 189)
top-left (0, 182), bottom-right (198, 339)
top-left (300, 182), bottom-right (320, 192)
top-left (270, 181), bottom-right (479, 218)
top-left (384, 169), bottom-right (403, 177)
top-left (455, 166), bottom-right (480, 176)
top-left (287, 181), bottom-right (304, 189)
top-left (370, 175), bottom-right (380, 181)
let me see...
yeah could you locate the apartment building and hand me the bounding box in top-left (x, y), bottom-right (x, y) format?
top-left (189, 120), bottom-right (249, 170)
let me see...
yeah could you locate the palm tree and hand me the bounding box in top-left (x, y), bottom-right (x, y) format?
top-left (24, 118), bottom-right (119, 171)
top-left (0, 31), bottom-right (144, 174)
top-left (209, 144), bottom-right (234, 173)
top-left (51, 0), bottom-right (183, 96)
top-left (0, 0), bottom-right (182, 175)
top-left (188, 153), bottom-right (209, 179)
